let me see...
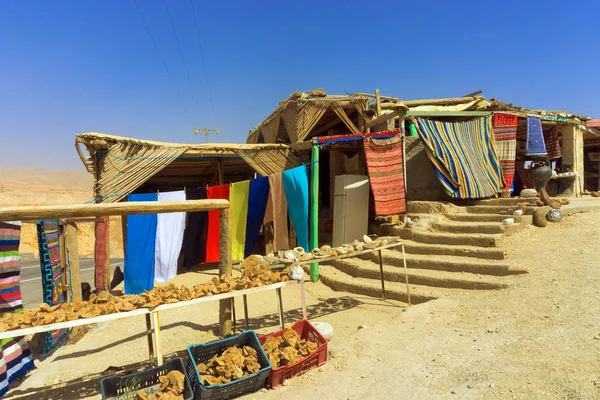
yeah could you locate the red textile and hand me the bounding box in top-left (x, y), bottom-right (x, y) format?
top-left (94, 216), bottom-right (109, 290)
top-left (204, 185), bottom-right (230, 263)
top-left (363, 135), bottom-right (406, 216)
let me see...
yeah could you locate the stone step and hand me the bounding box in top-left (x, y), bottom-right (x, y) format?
top-left (446, 213), bottom-right (533, 225)
top-left (327, 258), bottom-right (509, 290)
top-left (359, 249), bottom-right (527, 276)
top-left (401, 240), bottom-right (507, 260)
top-left (432, 220), bottom-right (505, 234)
top-left (465, 205), bottom-right (534, 215)
top-left (396, 227), bottom-right (503, 247)
top-left (317, 264), bottom-right (447, 304)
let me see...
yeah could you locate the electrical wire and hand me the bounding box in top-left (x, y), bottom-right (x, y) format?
top-left (163, 0), bottom-right (202, 109)
top-left (189, 0), bottom-right (217, 127)
top-left (134, 0), bottom-right (193, 122)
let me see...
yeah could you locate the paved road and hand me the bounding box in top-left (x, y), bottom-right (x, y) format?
top-left (19, 258), bottom-right (124, 308)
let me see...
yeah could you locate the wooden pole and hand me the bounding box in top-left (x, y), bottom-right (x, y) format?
top-left (378, 250), bottom-right (386, 300)
top-left (401, 243), bottom-right (411, 306)
top-left (375, 89), bottom-right (382, 117)
top-left (58, 222), bottom-right (68, 299)
top-left (310, 145), bottom-right (319, 281)
top-left (218, 207), bottom-right (232, 336)
top-left (65, 222), bottom-right (82, 302)
top-left (0, 199), bottom-right (229, 222)
top-left (402, 128), bottom-right (408, 224)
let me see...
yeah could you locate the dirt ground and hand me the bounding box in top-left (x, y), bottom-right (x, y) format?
top-left (7, 211), bottom-right (600, 400)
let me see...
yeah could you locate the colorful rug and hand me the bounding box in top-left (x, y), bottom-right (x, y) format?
top-left (493, 113), bottom-right (518, 190)
top-left (37, 219), bottom-right (69, 355)
top-left (315, 129), bottom-right (398, 146)
top-left (543, 127), bottom-right (562, 159)
top-left (363, 134), bottom-right (406, 215)
top-left (414, 116), bottom-right (503, 199)
top-left (526, 115), bottom-right (547, 156)
top-left (0, 222), bottom-right (34, 397)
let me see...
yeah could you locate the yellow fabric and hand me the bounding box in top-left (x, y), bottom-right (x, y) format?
top-left (230, 180), bottom-right (250, 260)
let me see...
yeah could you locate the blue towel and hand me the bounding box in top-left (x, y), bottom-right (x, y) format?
top-left (244, 176), bottom-right (270, 257)
top-left (282, 166), bottom-right (310, 251)
top-left (526, 115), bottom-right (547, 156)
top-left (125, 193), bottom-right (158, 294)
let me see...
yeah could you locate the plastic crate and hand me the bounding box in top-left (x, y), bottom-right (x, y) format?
top-left (186, 330), bottom-right (271, 400)
top-left (258, 320), bottom-right (328, 388)
top-left (100, 358), bottom-right (194, 400)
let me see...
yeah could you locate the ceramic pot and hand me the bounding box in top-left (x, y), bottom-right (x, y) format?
top-left (529, 161), bottom-right (553, 192)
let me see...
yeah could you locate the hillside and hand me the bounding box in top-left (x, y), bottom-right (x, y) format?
top-left (0, 168), bottom-right (124, 257)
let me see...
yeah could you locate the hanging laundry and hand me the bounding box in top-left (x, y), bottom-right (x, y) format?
top-left (37, 219), bottom-right (69, 354)
top-left (264, 173), bottom-right (289, 252)
top-left (282, 166), bottom-right (310, 251)
top-left (182, 188), bottom-right (208, 268)
top-left (0, 221), bottom-right (33, 398)
top-left (526, 115), bottom-right (547, 157)
top-left (493, 113), bottom-right (518, 190)
top-left (230, 181), bottom-right (250, 260)
top-left (244, 177), bottom-right (270, 257)
top-left (125, 193), bottom-right (157, 294)
top-left (154, 191), bottom-right (186, 282)
top-left (205, 185), bottom-right (230, 263)
top-left (543, 127), bottom-right (562, 159)
top-left (363, 134), bottom-right (406, 216)
top-left (415, 117), bottom-right (503, 199)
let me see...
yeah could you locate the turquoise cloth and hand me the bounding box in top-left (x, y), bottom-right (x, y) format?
top-left (282, 166), bottom-right (309, 251)
top-left (125, 193), bottom-right (157, 294)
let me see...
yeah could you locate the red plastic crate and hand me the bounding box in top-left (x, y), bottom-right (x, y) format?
top-left (258, 320), bottom-right (328, 388)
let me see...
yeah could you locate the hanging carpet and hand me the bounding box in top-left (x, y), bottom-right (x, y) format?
top-left (37, 219), bottom-right (69, 355)
top-left (492, 113), bottom-right (518, 190)
top-left (543, 127), bottom-right (562, 159)
top-left (363, 134), bottom-right (407, 216)
top-left (526, 115), bottom-right (547, 156)
top-left (414, 116), bottom-right (503, 199)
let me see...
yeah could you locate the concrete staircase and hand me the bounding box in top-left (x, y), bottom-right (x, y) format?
top-left (317, 198), bottom-right (532, 305)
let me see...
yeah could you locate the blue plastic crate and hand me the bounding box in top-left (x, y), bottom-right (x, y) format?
top-left (100, 358), bottom-right (193, 400)
top-left (186, 330), bottom-right (271, 400)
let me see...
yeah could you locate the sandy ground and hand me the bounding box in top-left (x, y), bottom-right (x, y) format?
top-left (0, 168), bottom-right (123, 257)
top-left (7, 210), bottom-right (600, 399)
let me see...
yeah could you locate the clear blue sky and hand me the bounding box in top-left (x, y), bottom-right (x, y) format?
top-left (1, 0), bottom-right (599, 171)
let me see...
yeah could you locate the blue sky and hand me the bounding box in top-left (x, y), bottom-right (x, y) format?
top-left (1, 0), bottom-right (599, 171)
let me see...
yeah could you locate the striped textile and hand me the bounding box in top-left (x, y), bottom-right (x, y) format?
top-left (37, 220), bottom-right (69, 355)
top-left (363, 134), bottom-right (406, 216)
top-left (493, 113), bottom-right (518, 191)
top-left (543, 127), bottom-right (562, 159)
top-left (415, 116), bottom-right (503, 199)
top-left (0, 222), bottom-right (34, 397)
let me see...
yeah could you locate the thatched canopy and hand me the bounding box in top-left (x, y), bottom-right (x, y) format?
top-left (247, 89), bottom-right (408, 144)
top-left (75, 132), bottom-right (300, 203)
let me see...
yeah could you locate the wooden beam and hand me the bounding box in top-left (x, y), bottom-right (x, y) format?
top-left (380, 102), bottom-right (409, 110)
top-left (407, 110), bottom-right (492, 117)
top-left (0, 200), bottom-right (229, 222)
top-left (65, 222), bottom-right (82, 302)
top-left (462, 90), bottom-right (483, 97)
top-left (375, 89), bottom-right (382, 117)
top-left (218, 207), bottom-right (232, 336)
top-left (365, 110), bottom-right (401, 129)
top-left (403, 96), bottom-right (476, 107)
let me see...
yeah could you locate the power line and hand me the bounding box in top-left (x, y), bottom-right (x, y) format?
top-left (133, 0), bottom-right (192, 121)
top-left (163, 0), bottom-right (202, 109)
top-left (189, 0), bottom-right (217, 126)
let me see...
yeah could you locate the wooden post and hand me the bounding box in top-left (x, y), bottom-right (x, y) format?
top-left (121, 215), bottom-right (127, 276)
top-left (94, 216), bottom-right (110, 291)
top-left (65, 222), bottom-right (82, 302)
top-left (217, 160), bottom-right (224, 185)
top-left (378, 250), bottom-right (386, 300)
top-left (218, 207), bottom-right (232, 336)
top-left (375, 89), bottom-right (382, 117)
top-left (58, 222), bottom-right (69, 299)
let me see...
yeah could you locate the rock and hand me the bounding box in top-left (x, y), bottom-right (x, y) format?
top-left (547, 208), bottom-right (562, 222)
top-left (318, 367), bottom-right (324, 372)
top-left (282, 379), bottom-right (290, 386)
top-left (467, 385), bottom-right (472, 389)
top-left (451, 390), bottom-right (456, 394)
top-left (361, 375), bottom-right (366, 379)
top-left (489, 383), bottom-right (495, 388)
top-left (533, 208), bottom-right (548, 227)
top-left (357, 325), bottom-right (368, 330)
top-left (520, 188), bottom-right (538, 198)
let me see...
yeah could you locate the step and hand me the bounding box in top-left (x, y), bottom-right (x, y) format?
top-left (446, 213), bottom-right (533, 225)
top-left (317, 264), bottom-right (443, 304)
top-left (465, 205), bottom-right (534, 215)
top-left (327, 258), bottom-right (509, 290)
top-left (452, 198), bottom-right (530, 206)
top-left (396, 228), bottom-right (503, 247)
top-left (401, 240), bottom-right (507, 260)
top-left (432, 220), bottom-right (505, 234)
top-left (359, 249), bottom-right (527, 276)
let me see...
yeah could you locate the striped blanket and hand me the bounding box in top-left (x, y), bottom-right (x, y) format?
top-left (37, 220), bottom-right (69, 355)
top-left (0, 222), bottom-right (34, 397)
top-left (363, 134), bottom-right (406, 216)
top-left (415, 117), bottom-right (503, 199)
top-left (493, 113), bottom-right (518, 190)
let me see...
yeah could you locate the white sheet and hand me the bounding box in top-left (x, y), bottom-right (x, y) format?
top-left (154, 190), bottom-right (186, 282)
